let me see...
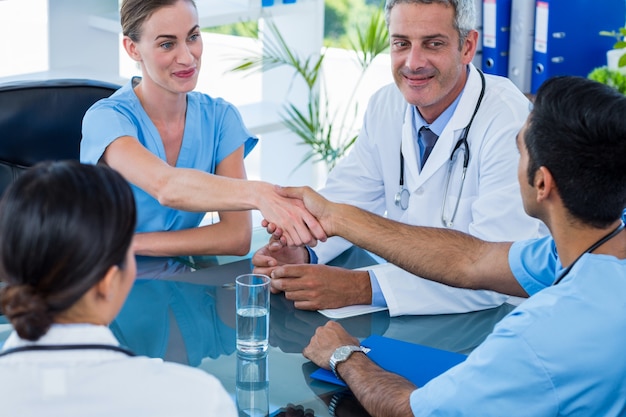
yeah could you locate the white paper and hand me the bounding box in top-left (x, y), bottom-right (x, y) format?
top-left (318, 304), bottom-right (388, 319)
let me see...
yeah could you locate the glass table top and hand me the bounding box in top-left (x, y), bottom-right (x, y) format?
top-left (1, 247), bottom-right (515, 416)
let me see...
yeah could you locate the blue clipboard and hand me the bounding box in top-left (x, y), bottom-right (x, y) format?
top-left (310, 335), bottom-right (467, 387)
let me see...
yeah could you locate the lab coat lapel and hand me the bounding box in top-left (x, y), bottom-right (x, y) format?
top-left (401, 104), bottom-right (420, 186)
top-left (406, 65), bottom-right (484, 189)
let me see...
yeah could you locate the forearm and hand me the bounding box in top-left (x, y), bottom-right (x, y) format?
top-left (338, 353), bottom-right (416, 417)
top-left (328, 202), bottom-right (522, 296)
top-left (104, 138), bottom-right (267, 213)
top-left (155, 168), bottom-right (267, 213)
top-left (134, 211), bottom-right (252, 257)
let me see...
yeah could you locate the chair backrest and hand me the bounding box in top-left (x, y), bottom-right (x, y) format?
top-left (0, 78), bottom-right (120, 196)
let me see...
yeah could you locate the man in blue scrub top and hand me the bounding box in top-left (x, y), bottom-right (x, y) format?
top-left (285, 76), bottom-right (626, 416)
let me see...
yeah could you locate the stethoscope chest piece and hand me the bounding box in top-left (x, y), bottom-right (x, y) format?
top-left (394, 187), bottom-right (410, 210)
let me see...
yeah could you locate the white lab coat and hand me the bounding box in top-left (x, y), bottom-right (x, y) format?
top-left (314, 64), bottom-right (546, 316)
top-left (0, 324), bottom-right (237, 416)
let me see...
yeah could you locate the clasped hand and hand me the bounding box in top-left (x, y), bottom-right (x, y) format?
top-left (253, 186), bottom-right (372, 310)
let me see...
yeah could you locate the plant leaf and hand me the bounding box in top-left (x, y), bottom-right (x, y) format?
top-left (227, 3), bottom-right (388, 170)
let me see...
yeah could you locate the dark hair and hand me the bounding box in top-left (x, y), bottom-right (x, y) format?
top-left (121, 0), bottom-right (197, 42)
top-left (384, 0), bottom-right (476, 50)
top-left (0, 161), bottom-right (136, 341)
top-left (525, 76), bottom-right (626, 227)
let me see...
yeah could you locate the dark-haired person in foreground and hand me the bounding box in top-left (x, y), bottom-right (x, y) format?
top-left (279, 76), bottom-right (626, 415)
top-left (0, 161), bottom-right (236, 416)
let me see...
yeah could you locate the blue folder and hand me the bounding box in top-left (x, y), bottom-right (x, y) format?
top-left (530, 0), bottom-right (626, 93)
top-left (309, 335), bottom-right (467, 387)
top-left (482, 0), bottom-right (513, 76)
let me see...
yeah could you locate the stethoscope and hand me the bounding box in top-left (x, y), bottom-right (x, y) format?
top-left (552, 221), bottom-right (625, 286)
top-left (395, 69), bottom-right (486, 229)
top-left (0, 344), bottom-right (136, 358)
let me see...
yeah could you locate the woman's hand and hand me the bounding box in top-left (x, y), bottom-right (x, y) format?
top-left (256, 184), bottom-right (327, 247)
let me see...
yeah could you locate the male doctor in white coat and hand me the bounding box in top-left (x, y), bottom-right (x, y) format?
top-left (253, 0), bottom-right (546, 316)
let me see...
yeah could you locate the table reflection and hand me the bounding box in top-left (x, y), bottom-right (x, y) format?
top-left (269, 295), bottom-right (390, 354)
top-left (237, 352), bottom-right (270, 417)
top-left (110, 278), bottom-right (237, 365)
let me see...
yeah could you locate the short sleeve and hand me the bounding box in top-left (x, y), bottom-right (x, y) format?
top-left (81, 103), bottom-right (139, 164)
top-left (508, 236), bottom-right (559, 296)
top-left (183, 92), bottom-right (257, 169)
top-left (211, 101), bottom-right (257, 164)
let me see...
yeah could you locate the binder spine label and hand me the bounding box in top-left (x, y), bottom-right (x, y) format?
top-left (534, 1), bottom-right (549, 53)
top-left (483, 0), bottom-right (497, 47)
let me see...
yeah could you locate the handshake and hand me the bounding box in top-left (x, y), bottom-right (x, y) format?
top-left (252, 185), bottom-right (381, 311)
top-left (263, 186), bottom-right (337, 249)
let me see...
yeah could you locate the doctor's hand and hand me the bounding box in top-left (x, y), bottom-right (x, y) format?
top-left (257, 184), bottom-right (327, 247)
top-left (269, 264), bottom-right (372, 310)
top-left (252, 239), bottom-right (309, 294)
top-left (277, 186), bottom-right (338, 236)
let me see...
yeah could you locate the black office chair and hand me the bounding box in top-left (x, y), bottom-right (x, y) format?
top-left (0, 78), bottom-right (120, 197)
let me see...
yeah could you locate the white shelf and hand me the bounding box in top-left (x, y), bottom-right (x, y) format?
top-left (239, 101), bottom-right (286, 135)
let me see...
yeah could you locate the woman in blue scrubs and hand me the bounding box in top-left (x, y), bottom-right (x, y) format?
top-left (81, 0), bottom-right (324, 256)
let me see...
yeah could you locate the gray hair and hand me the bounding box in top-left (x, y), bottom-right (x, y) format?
top-left (384, 0), bottom-right (476, 49)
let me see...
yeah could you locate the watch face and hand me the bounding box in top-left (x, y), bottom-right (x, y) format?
top-left (336, 346), bottom-right (352, 359)
top-left (331, 345), bottom-right (368, 379)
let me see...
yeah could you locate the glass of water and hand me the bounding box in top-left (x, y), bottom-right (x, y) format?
top-left (236, 274), bottom-right (270, 355)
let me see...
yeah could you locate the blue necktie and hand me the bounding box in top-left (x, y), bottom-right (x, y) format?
top-left (420, 126), bottom-right (439, 168)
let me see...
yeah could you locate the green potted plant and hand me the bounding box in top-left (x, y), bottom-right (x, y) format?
top-left (600, 26), bottom-right (626, 70)
top-left (229, 3), bottom-right (389, 171)
top-left (588, 26), bottom-right (626, 95)
top-left (588, 66), bottom-right (626, 94)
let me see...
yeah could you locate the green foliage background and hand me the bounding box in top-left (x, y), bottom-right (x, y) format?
top-left (324, 0), bottom-right (382, 48)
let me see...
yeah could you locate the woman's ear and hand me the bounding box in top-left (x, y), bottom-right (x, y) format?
top-left (123, 36), bottom-right (142, 62)
top-left (94, 265), bottom-right (121, 302)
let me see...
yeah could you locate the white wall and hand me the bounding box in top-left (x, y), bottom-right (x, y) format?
top-left (0, 0), bottom-right (48, 78)
top-left (0, 2), bottom-right (393, 190)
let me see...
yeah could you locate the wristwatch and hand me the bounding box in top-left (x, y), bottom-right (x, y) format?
top-left (329, 345), bottom-right (370, 380)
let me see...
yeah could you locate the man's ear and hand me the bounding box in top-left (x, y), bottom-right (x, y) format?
top-left (461, 30), bottom-right (479, 64)
top-left (94, 265), bottom-right (121, 302)
top-left (123, 36), bottom-right (141, 62)
top-left (535, 166), bottom-right (555, 203)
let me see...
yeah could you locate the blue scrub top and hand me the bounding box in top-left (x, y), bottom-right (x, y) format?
top-left (81, 79), bottom-right (258, 233)
top-left (410, 213), bottom-right (626, 415)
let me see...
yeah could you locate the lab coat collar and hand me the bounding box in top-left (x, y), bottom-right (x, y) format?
top-left (403, 64), bottom-right (485, 187)
top-left (2, 323), bottom-right (120, 351)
